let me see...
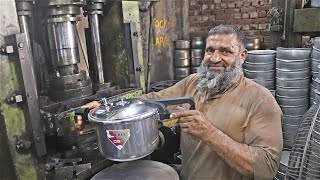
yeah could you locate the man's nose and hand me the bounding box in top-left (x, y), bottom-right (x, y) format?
top-left (208, 50), bottom-right (221, 63)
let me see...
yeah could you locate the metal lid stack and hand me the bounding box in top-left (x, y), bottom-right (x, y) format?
top-left (275, 151), bottom-right (290, 180)
top-left (190, 37), bottom-right (206, 74)
top-left (174, 40), bottom-right (190, 80)
top-left (275, 47), bottom-right (311, 150)
top-left (243, 50), bottom-right (276, 96)
top-left (311, 37), bottom-right (320, 104)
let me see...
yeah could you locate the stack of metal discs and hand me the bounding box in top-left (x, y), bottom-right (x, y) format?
top-left (243, 50), bottom-right (276, 96)
top-left (276, 47), bottom-right (311, 150)
top-left (275, 150), bottom-right (290, 180)
top-left (314, 66), bottom-right (320, 104)
top-left (311, 37), bottom-right (320, 104)
top-left (190, 37), bottom-right (206, 73)
top-left (174, 40), bottom-right (190, 80)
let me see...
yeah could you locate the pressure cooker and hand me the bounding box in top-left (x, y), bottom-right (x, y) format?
top-left (88, 97), bottom-right (195, 162)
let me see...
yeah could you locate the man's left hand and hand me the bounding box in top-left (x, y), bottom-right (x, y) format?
top-left (170, 107), bottom-right (214, 139)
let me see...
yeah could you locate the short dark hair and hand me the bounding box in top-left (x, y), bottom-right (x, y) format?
top-left (208, 24), bottom-right (246, 48)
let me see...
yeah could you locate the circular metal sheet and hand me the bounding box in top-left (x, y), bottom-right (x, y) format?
top-left (91, 160), bottom-right (179, 180)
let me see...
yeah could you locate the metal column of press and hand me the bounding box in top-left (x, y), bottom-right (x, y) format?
top-left (84, 0), bottom-right (110, 91)
top-left (46, 0), bottom-right (93, 101)
top-left (15, 0), bottom-right (34, 52)
top-left (122, 1), bottom-right (146, 92)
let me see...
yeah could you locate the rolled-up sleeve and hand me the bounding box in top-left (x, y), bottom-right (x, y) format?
top-left (244, 97), bottom-right (283, 179)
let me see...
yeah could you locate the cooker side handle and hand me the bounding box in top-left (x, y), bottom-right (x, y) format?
top-left (153, 96), bottom-right (195, 120)
top-left (153, 96), bottom-right (195, 110)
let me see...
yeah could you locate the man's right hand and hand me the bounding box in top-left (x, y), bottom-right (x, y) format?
top-left (81, 101), bottom-right (101, 109)
top-left (75, 101), bottom-right (101, 133)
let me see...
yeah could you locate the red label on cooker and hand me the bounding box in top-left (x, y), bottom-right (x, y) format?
top-left (106, 129), bottom-right (130, 150)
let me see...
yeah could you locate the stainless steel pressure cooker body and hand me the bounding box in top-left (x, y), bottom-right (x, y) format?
top-left (88, 97), bottom-right (195, 162)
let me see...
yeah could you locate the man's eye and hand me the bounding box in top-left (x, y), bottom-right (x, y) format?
top-left (222, 50), bottom-right (231, 55)
top-left (206, 49), bottom-right (213, 53)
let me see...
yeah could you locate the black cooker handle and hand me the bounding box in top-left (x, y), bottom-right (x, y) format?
top-left (151, 96), bottom-right (195, 120)
top-left (153, 96), bottom-right (195, 110)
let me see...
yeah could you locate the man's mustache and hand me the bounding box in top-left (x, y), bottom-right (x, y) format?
top-left (205, 62), bottom-right (228, 69)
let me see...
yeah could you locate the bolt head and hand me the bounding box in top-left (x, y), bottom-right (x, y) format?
top-left (18, 42), bottom-right (24, 48)
top-left (15, 95), bottom-right (23, 102)
top-left (5, 46), bottom-right (14, 54)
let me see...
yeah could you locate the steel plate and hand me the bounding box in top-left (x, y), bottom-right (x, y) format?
top-left (91, 160), bottom-right (179, 180)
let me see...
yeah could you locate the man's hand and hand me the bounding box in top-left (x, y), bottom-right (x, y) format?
top-left (81, 101), bottom-right (101, 109)
top-left (170, 107), bottom-right (214, 140)
top-left (75, 101), bottom-right (101, 133)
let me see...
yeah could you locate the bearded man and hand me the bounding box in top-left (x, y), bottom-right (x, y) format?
top-left (81, 25), bottom-right (283, 180)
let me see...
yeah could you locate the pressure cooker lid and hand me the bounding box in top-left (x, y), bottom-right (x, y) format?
top-left (88, 99), bottom-right (158, 122)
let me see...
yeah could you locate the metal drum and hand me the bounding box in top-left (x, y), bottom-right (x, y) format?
top-left (311, 84), bottom-right (316, 101)
top-left (191, 49), bottom-right (204, 59)
top-left (276, 77), bottom-right (310, 88)
top-left (279, 104), bottom-right (310, 116)
top-left (276, 47), bottom-right (312, 60)
top-left (275, 150), bottom-right (290, 179)
top-left (245, 37), bottom-right (261, 50)
top-left (191, 37), bottom-right (206, 49)
top-left (175, 67), bottom-right (190, 80)
top-left (275, 68), bottom-right (310, 79)
top-left (175, 40), bottom-right (190, 50)
top-left (311, 59), bottom-right (320, 72)
top-left (246, 50), bottom-right (276, 63)
top-left (174, 50), bottom-right (190, 68)
top-left (91, 160), bottom-right (179, 180)
top-left (276, 86), bottom-right (309, 98)
top-left (243, 62), bottom-right (275, 71)
top-left (244, 69), bottom-right (275, 80)
top-left (174, 59), bottom-right (190, 67)
top-left (174, 50), bottom-right (190, 60)
top-left (276, 58), bottom-right (310, 70)
top-left (190, 49), bottom-right (204, 67)
top-left (312, 46), bottom-right (320, 60)
top-left (276, 95), bottom-right (309, 106)
top-left (191, 66), bottom-right (199, 74)
top-left (190, 58), bottom-right (202, 67)
top-left (283, 115), bottom-right (304, 126)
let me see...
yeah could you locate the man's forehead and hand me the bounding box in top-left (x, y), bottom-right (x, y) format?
top-left (207, 34), bottom-right (239, 44)
top-left (206, 34), bottom-right (240, 48)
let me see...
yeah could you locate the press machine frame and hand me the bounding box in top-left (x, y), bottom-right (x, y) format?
top-left (0, 0), bottom-right (157, 179)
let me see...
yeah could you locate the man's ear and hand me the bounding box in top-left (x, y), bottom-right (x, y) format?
top-left (239, 49), bottom-right (248, 64)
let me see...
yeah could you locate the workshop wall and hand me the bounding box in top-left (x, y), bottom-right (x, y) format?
top-left (189, 0), bottom-right (273, 49)
top-left (140, 1), bottom-right (186, 84)
top-left (140, 0), bottom-right (273, 84)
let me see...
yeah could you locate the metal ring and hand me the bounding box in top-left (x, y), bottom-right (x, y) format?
top-left (46, 16), bottom-right (81, 23)
top-left (49, 70), bottom-right (87, 85)
top-left (48, 0), bottom-right (84, 6)
top-left (47, 6), bottom-right (81, 16)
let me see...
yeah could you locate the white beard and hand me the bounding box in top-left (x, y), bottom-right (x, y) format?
top-left (197, 59), bottom-right (243, 99)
